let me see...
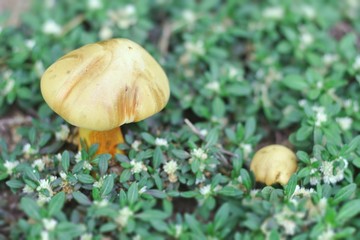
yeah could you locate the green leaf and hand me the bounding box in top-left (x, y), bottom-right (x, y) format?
top-left (338, 199), bottom-right (360, 224)
top-left (212, 97), bottom-right (226, 118)
top-left (281, 74), bottom-right (308, 91)
top-left (99, 223), bottom-right (117, 233)
top-left (120, 169), bottom-right (131, 183)
top-left (24, 165), bottom-right (39, 182)
top-left (72, 191), bottom-right (92, 205)
top-left (146, 189), bottom-right (167, 199)
top-left (180, 191), bottom-right (198, 198)
top-left (101, 175), bottom-right (114, 197)
top-left (240, 168), bottom-right (252, 191)
top-left (141, 132), bottom-right (155, 144)
top-left (244, 117), bottom-right (256, 139)
top-left (218, 186), bottom-right (243, 197)
top-left (333, 183), bottom-right (356, 204)
top-left (127, 182), bottom-right (139, 205)
top-left (296, 125), bottom-right (313, 141)
top-left (153, 147), bottom-right (164, 169)
top-left (284, 174), bottom-right (297, 198)
top-left (77, 173), bottom-right (95, 184)
top-left (56, 222), bottom-right (86, 239)
top-left (214, 203), bottom-right (230, 230)
top-left (98, 154), bottom-right (111, 176)
top-left (171, 149), bottom-right (190, 159)
top-left (61, 151), bottom-right (70, 173)
top-left (20, 197), bottom-right (41, 220)
top-left (48, 192), bottom-right (66, 216)
top-left (136, 210), bottom-right (169, 221)
top-left (6, 179), bottom-right (24, 189)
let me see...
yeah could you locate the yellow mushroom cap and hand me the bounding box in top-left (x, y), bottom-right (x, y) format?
top-left (41, 38), bottom-right (170, 131)
top-left (250, 144), bottom-right (297, 186)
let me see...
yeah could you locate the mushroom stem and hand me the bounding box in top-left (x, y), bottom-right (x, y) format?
top-left (79, 127), bottom-right (124, 155)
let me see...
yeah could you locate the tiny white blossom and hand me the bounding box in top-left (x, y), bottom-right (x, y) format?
top-left (41, 231), bottom-right (49, 240)
top-left (321, 157), bottom-right (348, 184)
top-left (80, 233), bottom-right (93, 240)
top-left (32, 159), bottom-right (45, 172)
top-left (200, 185), bottom-right (212, 196)
top-left (115, 207), bottom-right (134, 227)
top-left (182, 10), bottom-right (196, 24)
top-left (87, 0), bottom-right (102, 10)
top-left (23, 184), bottom-right (34, 193)
top-left (263, 6), bottom-right (284, 20)
top-left (312, 106), bottom-right (327, 127)
top-left (130, 159), bottom-right (147, 174)
top-left (55, 124), bottom-right (70, 141)
top-left (205, 81), bottom-right (220, 92)
top-left (83, 161), bottom-right (93, 171)
top-left (318, 227), bottom-right (335, 240)
top-left (191, 148), bottom-right (208, 161)
top-left (310, 176), bottom-right (320, 186)
top-left (59, 171), bottom-right (67, 180)
top-left (155, 138), bottom-right (168, 147)
top-left (163, 160), bottom-right (178, 175)
top-left (237, 176), bottom-right (243, 183)
top-left (38, 194), bottom-right (51, 206)
top-left (316, 81), bottom-right (323, 89)
top-left (199, 129), bottom-right (208, 137)
top-left (300, 31), bottom-right (314, 49)
top-left (139, 186), bottom-right (147, 194)
top-left (352, 55), bottom-right (360, 71)
top-left (131, 140), bottom-right (142, 151)
top-left (99, 25), bottom-right (113, 40)
top-left (175, 224), bottom-right (183, 238)
top-left (42, 218), bottom-right (57, 231)
top-left (240, 143), bottom-right (252, 159)
top-left (94, 199), bottom-right (109, 207)
top-left (292, 185), bottom-right (314, 198)
top-left (298, 99), bottom-right (307, 108)
top-left (109, 4), bottom-right (137, 29)
top-left (23, 143), bottom-right (38, 156)
top-left (2, 78), bottom-right (15, 95)
top-left (336, 117), bottom-right (353, 131)
top-left (301, 5), bottom-right (315, 19)
top-left (185, 40), bottom-right (205, 56)
top-left (323, 54), bottom-right (338, 66)
top-left (4, 160), bottom-right (19, 175)
top-left (75, 151), bottom-right (82, 162)
top-left (132, 235), bottom-right (141, 240)
top-left (25, 39), bottom-right (36, 49)
top-left (42, 20), bottom-right (62, 36)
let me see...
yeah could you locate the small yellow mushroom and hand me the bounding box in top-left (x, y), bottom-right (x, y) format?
top-left (41, 38), bottom-right (170, 155)
top-left (250, 144), bottom-right (297, 186)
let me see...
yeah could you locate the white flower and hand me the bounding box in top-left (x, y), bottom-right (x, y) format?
top-left (83, 161), bottom-right (93, 171)
top-left (32, 159), bottom-right (45, 172)
top-left (353, 55), bottom-right (360, 71)
top-left (42, 20), bottom-right (62, 36)
top-left (318, 227), bottom-right (335, 240)
top-left (4, 160), bottom-right (19, 175)
top-left (131, 140), bottom-right (141, 151)
top-left (205, 81), bottom-right (220, 92)
top-left (87, 0), bottom-right (102, 10)
top-left (130, 159), bottom-right (147, 174)
top-left (336, 117), bottom-right (353, 131)
top-left (310, 176), bottom-right (320, 186)
top-left (292, 185), bottom-right (314, 198)
top-left (139, 186), bottom-right (147, 194)
top-left (41, 231), bottom-right (49, 240)
top-left (237, 176), bottom-right (243, 183)
top-left (25, 39), bottom-right (36, 49)
top-left (155, 138), bottom-right (168, 147)
top-left (2, 78), bottom-right (15, 95)
top-left (182, 10), bottom-right (196, 24)
top-left (163, 160), bottom-right (178, 175)
top-left (132, 235), bottom-right (141, 240)
top-left (55, 124), bottom-right (70, 141)
top-left (200, 185), bottom-right (211, 196)
top-left (301, 5), bottom-right (315, 19)
top-left (23, 184), bottom-right (34, 193)
top-left (321, 157), bottom-right (348, 184)
top-left (323, 54), bottom-right (338, 65)
top-left (34, 61), bottom-right (45, 77)
top-left (42, 218), bottom-right (57, 231)
top-left (191, 148), bottom-right (208, 161)
top-left (109, 4), bottom-right (137, 29)
top-left (185, 40), bottom-right (205, 56)
top-left (240, 143), bottom-right (252, 159)
top-left (115, 207), bottom-right (134, 227)
top-left (175, 224), bottom-right (183, 238)
top-left (59, 171), bottom-right (67, 180)
top-left (300, 31), bottom-right (314, 49)
top-left (94, 199), bottom-right (109, 207)
top-left (275, 208), bottom-right (297, 236)
top-left (23, 143), bottom-right (38, 156)
top-left (312, 106), bottom-right (328, 127)
top-left (263, 6), bottom-right (284, 20)
top-left (38, 194), bottom-right (51, 206)
top-left (93, 176), bottom-right (105, 188)
top-left (199, 129), bottom-right (208, 137)
top-left (99, 25), bottom-right (113, 40)
top-left (80, 233), bottom-right (93, 240)
top-left (298, 99), bottom-right (307, 107)
top-left (75, 151), bottom-right (82, 162)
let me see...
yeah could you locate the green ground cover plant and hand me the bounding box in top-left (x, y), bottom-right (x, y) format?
top-left (0, 0), bottom-right (360, 239)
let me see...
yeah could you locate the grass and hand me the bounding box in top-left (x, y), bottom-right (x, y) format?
top-left (1, 0), bottom-right (360, 239)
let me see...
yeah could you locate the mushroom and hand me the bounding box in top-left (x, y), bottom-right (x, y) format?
top-left (41, 38), bottom-right (170, 155)
top-left (250, 144), bottom-right (297, 186)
